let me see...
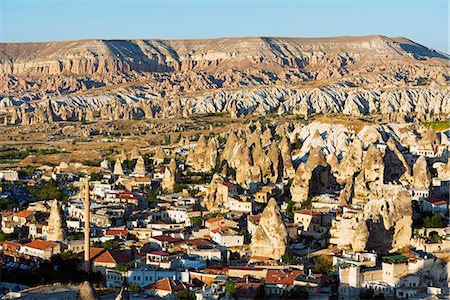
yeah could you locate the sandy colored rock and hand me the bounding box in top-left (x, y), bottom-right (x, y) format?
top-left (161, 159), bottom-right (177, 192)
top-left (46, 200), bottom-right (66, 242)
top-left (250, 198), bottom-right (287, 260)
top-left (412, 156), bottom-right (431, 189)
top-left (113, 158), bottom-right (124, 175)
top-left (133, 155), bottom-right (146, 176)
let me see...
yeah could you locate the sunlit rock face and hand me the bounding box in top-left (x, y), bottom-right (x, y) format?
top-left (250, 198), bottom-right (288, 260)
top-left (162, 159), bottom-right (177, 192)
top-left (46, 200), bottom-right (66, 242)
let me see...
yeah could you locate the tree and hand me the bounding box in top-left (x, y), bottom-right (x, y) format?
top-left (225, 280), bottom-right (237, 298)
top-left (285, 199), bottom-right (295, 216)
top-left (116, 261), bottom-right (135, 272)
top-left (103, 239), bottom-right (120, 250)
top-left (128, 283), bottom-right (141, 294)
top-left (147, 188), bottom-right (159, 204)
top-left (312, 255), bottom-right (333, 274)
top-left (90, 172), bottom-right (103, 181)
top-left (423, 214), bottom-right (445, 228)
top-left (190, 216), bottom-right (204, 227)
top-left (416, 77), bottom-right (428, 86)
top-left (284, 285), bottom-right (308, 299)
top-left (27, 179), bottom-right (63, 201)
top-left (176, 290), bottom-right (195, 299)
top-left (281, 252), bottom-right (296, 265)
top-left (300, 198), bottom-right (312, 210)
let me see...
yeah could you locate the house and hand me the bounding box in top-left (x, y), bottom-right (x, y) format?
top-left (106, 268), bottom-right (189, 288)
top-left (236, 283), bottom-right (261, 300)
top-left (62, 240), bottom-right (85, 254)
top-left (1, 241), bottom-right (22, 260)
top-left (145, 251), bottom-right (176, 269)
top-left (20, 240), bottom-right (60, 260)
top-left (253, 186), bottom-right (276, 203)
top-left (166, 205), bottom-right (191, 223)
top-left (0, 170), bottom-right (19, 181)
top-left (84, 248), bottom-right (132, 275)
top-left (204, 217), bottom-right (238, 231)
top-left (13, 210), bottom-right (35, 225)
top-left (247, 215), bottom-right (261, 236)
top-left (332, 250), bottom-right (378, 268)
top-left (105, 228), bottom-right (129, 239)
top-left (409, 188), bottom-right (430, 203)
top-left (210, 226), bottom-right (244, 248)
top-left (148, 235), bottom-right (183, 251)
top-left (294, 209), bottom-right (330, 239)
top-left (146, 277), bottom-right (188, 298)
top-left (422, 197), bottom-right (448, 215)
top-left (218, 181), bottom-right (238, 198)
top-left (264, 269), bottom-right (303, 295)
top-left (227, 197), bottom-right (253, 214)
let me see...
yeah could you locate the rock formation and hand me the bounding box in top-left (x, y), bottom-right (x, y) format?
top-left (113, 159), bottom-right (124, 175)
top-left (353, 145), bottom-right (385, 202)
top-left (204, 173), bottom-right (228, 211)
top-left (412, 156), bottom-right (431, 189)
top-left (133, 155), bottom-right (146, 176)
top-left (187, 136), bottom-right (219, 173)
top-left (250, 198), bottom-right (288, 260)
top-left (290, 147), bottom-right (333, 202)
top-left (161, 159), bottom-right (177, 192)
top-left (46, 200), bottom-right (66, 242)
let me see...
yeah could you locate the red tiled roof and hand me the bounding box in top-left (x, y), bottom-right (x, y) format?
top-left (236, 283), bottom-right (261, 298)
top-left (224, 266), bottom-right (264, 271)
top-left (14, 210), bottom-right (35, 219)
top-left (174, 238), bottom-right (213, 247)
top-left (205, 217), bottom-right (224, 223)
top-left (211, 226), bottom-right (229, 234)
top-left (147, 278), bottom-right (187, 293)
top-left (134, 177), bottom-right (151, 182)
top-left (294, 209), bottom-right (321, 216)
top-left (248, 215), bottom-right (261, 222)
top-left (150, 235), bottom-right (183, 243)
top-left (426, 197), bottom-right (447, 205)
top-left (105, 229), bottom-right (129, 236)
top-left (265, 269), bottom-right (303, 285)
top-left (86, 248), bottom-right (131, 264)
top-left (23, 240), bottom-right (58, 250)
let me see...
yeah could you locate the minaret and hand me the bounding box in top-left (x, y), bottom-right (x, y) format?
top-left (84, 177), bottom-right (91, 272)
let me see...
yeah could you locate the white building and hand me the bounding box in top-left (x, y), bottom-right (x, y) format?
top-left (0, 170), bottom-right (19, 181)
top-left (210, 227), bottom-right (243, 247)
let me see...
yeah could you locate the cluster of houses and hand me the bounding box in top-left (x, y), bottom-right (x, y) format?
top-left (0, 128), bottom-right (449, 299)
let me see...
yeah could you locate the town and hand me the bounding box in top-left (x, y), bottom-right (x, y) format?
top-left (0, 119), bottom-right (449, 300)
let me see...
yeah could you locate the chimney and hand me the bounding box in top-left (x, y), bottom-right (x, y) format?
top-left (84, 177), bottom-right (91, 272)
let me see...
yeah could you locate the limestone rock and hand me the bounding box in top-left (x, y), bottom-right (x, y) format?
top-left (354, 145), bottom-right (384, 202)
top-left (290, 147), bottom-right (330, 202)
top-left (100, 159), bottom-right (110, 170)
top-left (187, 136), bottom-right (218, 173)
top-left (412, 156), bottom-right (431, 189)
top-left (113, 159), bottom-right (124, 175)
top-left (133, 155), bottom-right (146, 176)
top-left (352, 215), bottom-right (369, 252)
top-left (204, 173), bottom-right (228, 211)
top-left (250, 198), bottom-right (287, 260)
top-left (79, 281), bottom-right (97, 300)
top-left (46, 200), bottom-right (66, 242)
top-left (161, 159), bottom-right (177, 192)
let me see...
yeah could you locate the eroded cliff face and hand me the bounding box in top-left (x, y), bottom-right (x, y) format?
top-left (250, 198), bottom-right (288, 260)
top-left (0, 35), bottom-right (448, 125)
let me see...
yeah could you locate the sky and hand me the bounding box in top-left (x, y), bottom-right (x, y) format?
top-left (0, 0), bottom-right (448, 53)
